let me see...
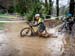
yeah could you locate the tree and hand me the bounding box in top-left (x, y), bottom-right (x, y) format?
top-left (56, 0), bottom-right (59, 17)
top-left (16, 0), bottom-right (27, 16)
top-left (15, 0), bottom-right (53, 20)
top-left (48, 0), bottom-right (53, 15)
top-left (45, 0), bottom-right (48, 7)
top-left (69, 0), bottom-right (74, 16)
top-left (45, 0), bottom-right (48, 14)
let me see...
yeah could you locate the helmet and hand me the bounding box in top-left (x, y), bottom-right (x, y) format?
top-left (35, 14), bottom-right (40, 17)
top-left (67, 13), bottom-right (72, 17)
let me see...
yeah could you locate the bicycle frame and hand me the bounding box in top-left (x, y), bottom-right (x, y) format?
top-left (27, 22), bottom-right (38, 34)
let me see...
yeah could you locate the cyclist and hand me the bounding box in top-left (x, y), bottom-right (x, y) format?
top-left (66, 13), bottom-right (74, 33)
top-left (59, 13), bottom-right (74, 33)
top-left (33, 14), bottom-right (48, 36)
top-left (60, 13), bottom-right (74, 33)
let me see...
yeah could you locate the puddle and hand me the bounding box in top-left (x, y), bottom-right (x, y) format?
top-left (3, 22), bottom-right (68, 56)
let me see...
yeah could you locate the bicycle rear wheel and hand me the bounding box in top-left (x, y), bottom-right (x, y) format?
top-left (20, 27), bottom-right (31, 37)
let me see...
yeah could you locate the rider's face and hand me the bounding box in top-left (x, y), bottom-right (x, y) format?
top-left (35, 16), bottom-right (40, 20)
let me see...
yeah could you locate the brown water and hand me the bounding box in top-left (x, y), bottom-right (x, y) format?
top-left (0, 22), bottom-right (75, 56)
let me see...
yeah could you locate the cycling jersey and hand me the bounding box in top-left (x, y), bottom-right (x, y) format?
top-left (37, 18), bottom-right (45, 32)
top-left (38, 18), bottom-right (43, 24)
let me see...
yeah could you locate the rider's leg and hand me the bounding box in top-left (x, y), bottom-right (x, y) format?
top-left (45, 29), bottom-right (48, 34)
top-left (38, 23), bottom-right (46, 36)
top-left (38, 23), bottom-right (49, 37)
top-left (41, 23), bottom-right (48, 34)
top-left (69, 22), bottom-right (74, 33)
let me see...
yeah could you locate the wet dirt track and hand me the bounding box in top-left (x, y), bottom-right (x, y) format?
top-left (0, 22), bottom-right (75, 56)
top-left (0, 15), bottom-right (75, 56)
top-left (0, 22), bottom-right (74, 56)
top-left (0, 30), bottom-right (17, 56)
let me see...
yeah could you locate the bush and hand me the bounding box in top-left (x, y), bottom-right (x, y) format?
top-left (8, 6), bottom-right (14, 13)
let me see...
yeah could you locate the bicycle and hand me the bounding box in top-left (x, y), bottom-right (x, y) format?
top-left (58, 19), bottom-right (74, 34)
top-left (20, 21), bottom-right (49, 37)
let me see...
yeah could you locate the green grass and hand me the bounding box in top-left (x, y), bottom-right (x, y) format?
top-left (0, 14), bottom-right (17, 19)
top-left (0, 22), bottom-right (5, 30)
top-left (0, 14), bottom-right (8, 17)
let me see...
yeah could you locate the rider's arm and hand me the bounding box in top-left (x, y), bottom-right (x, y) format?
top-left (32, 21), bottom-right (39, 26)
top-left (32, 18), bottom-right (43, 26)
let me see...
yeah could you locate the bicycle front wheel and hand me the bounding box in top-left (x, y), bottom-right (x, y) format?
top-left (20, 27), bottom-right (32, 37)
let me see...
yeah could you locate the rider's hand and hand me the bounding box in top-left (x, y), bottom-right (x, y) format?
top-left (34, 22), bottom-right (38, 25)
top-left (29, 23), bottom-right (33, 26)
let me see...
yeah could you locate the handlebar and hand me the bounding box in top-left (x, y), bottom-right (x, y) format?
top-left (26, 21), bottom-right (33, 27)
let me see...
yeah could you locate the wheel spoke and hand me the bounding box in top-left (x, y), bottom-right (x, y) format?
top-left (20, 28), bottom-right (32, 37)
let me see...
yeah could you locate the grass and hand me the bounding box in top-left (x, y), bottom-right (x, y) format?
top-left (0, 22), bottom-right (5, 30)
top-left (0, 14), bottom-right (17, 19)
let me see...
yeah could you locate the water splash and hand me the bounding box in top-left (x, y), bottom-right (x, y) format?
top-left (47, 25), bottom-right (66, 56)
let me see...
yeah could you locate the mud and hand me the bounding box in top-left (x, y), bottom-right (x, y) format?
top-left (0, 22), bottom-right (75, 56)
top-left (4, 22), bottom-right (66, 56)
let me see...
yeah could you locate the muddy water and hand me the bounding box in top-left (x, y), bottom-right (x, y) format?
top-left (1, 22), bottom-right (67, 56)
top-left (0, 30), bottom-right (17, 56)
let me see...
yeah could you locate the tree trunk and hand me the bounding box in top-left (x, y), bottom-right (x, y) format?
top-left (45, 0), bottom-right (48, 7)
top-left (69, 0), bottom-right (74, 16)
top-left (48, 0), bottom-right (53, 15)
top-left (56, 0), bottom-right (59, 17)
top-left (45, 0), bottom-right (48, 13)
